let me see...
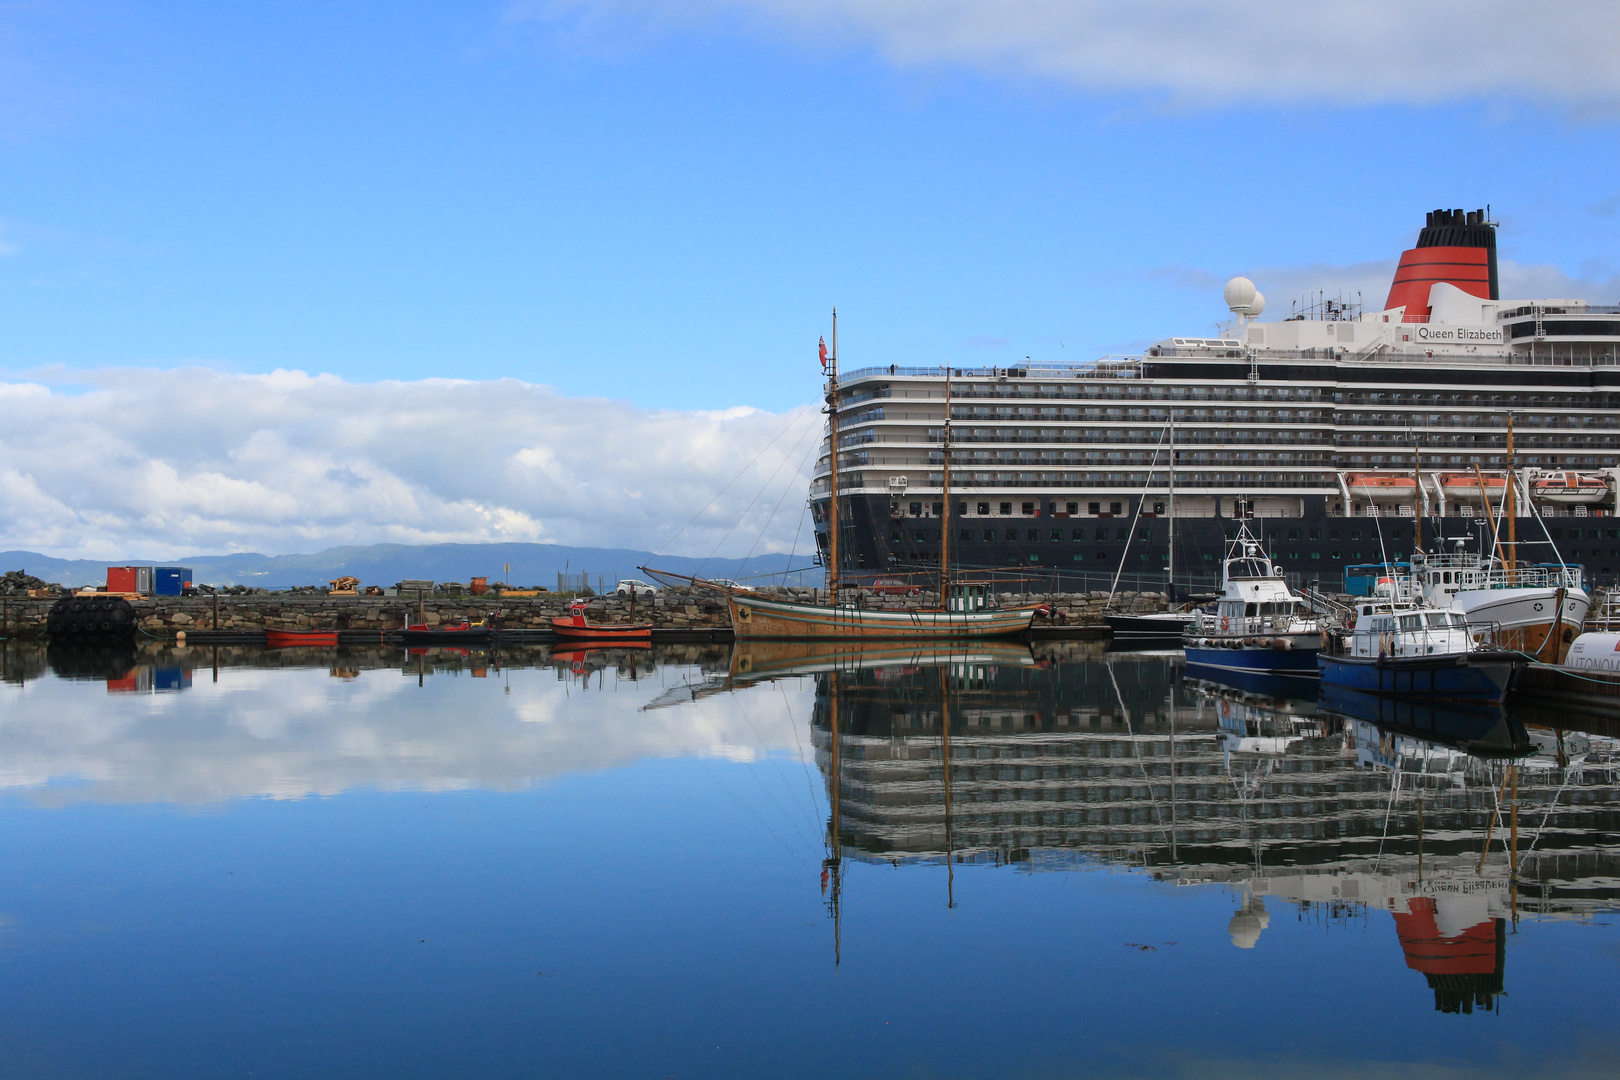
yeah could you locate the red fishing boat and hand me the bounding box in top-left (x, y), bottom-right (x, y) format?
top-left (551, 601), bottom-right (653, 642)
top-left (265, 627), bottom-right (340, 647)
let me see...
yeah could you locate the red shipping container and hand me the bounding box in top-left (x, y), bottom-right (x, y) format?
top-left (107, 566), bottom-right (152, 594)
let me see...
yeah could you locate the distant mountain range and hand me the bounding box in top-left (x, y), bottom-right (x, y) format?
top-left (0, 543), bottom-right (816, 590)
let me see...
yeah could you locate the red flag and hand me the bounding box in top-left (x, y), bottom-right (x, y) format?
top-left (818, 336), bottom-right (828, 369)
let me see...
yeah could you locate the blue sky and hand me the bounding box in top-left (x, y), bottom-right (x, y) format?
top-left (2, 1), bottom-right (1620, 556)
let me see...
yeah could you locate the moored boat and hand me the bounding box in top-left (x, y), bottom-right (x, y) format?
top-left (724, 589), bottom-right (1037, 641)
top-left (1317, 601), bottom-right (1522, 704)
top-left (551, 600), bottom-right (653, 642)
top-left (1404, 550), bottom-right (1588, 662)
top-left (645, 322), bottom-right (1038, 642)
top-left (399, 619), bottom-right (494, 645)
top-left (1105, 611), bottom-right (1197, 643)
top-left (1183, 526), bottom-right (1321, 680)
top-left (265, 627), bottom-right (339, 647)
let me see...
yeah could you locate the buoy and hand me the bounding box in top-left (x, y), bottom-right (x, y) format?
top-left (175, 630), bottom-right (187, 643)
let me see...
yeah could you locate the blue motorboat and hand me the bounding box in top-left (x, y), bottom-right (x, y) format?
top-left (1317, 602), bottom-right (1522, 704)
top-left (1183, 525), bottom-right (1321, 681)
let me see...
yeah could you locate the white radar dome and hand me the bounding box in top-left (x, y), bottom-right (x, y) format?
top-left (1224, 276), bottom-right (1265, 318)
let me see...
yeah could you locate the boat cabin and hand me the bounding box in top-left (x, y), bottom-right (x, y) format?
top-left (1340, 604), bottom-right (1474, 658)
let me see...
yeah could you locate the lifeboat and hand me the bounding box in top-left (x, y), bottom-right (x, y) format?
top-left (1440, 473), bottom-right (1505, 496)
top-left (1531, 471), bottom-right (1610, 504)
top-left (1344, 472), bottom-right (1417, 500)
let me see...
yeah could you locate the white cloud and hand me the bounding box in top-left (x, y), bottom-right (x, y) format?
top-left (0, 368), bottom-right (821, 559)
top-left (517, 0), bottom-right (1620, 107)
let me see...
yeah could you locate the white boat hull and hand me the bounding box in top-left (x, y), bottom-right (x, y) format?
top-left (1452, 586), bottom-right (1589, 662)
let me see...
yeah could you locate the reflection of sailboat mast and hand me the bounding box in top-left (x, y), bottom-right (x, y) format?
top-left (940, 665), bottom-right (955, 909)
top-left (1168, 680), bottom-right (1177, 864)
top-left (822, 666), bottom-right (843, 967)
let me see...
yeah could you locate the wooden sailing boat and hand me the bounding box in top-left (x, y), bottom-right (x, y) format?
top-left (650, 313), bottom-right (1037, 641)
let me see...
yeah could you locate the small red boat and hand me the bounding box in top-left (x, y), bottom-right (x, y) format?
top-left (265, 627), bottom-right (340, 647)
top-left (551, 601), bottom-right (653, 642)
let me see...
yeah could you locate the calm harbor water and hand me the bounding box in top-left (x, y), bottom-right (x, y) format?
top-left (1, 638), bottom-right (1619, 1079)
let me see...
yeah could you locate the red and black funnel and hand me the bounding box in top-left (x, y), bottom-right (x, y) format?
top-left (1384, 208), bottom-right (1499, 321)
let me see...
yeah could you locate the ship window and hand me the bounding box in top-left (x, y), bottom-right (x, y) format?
top-left (914, 530), bottom-right (928, 542)
top-left (890, 531), bottom-right (902, 543)
top-left (1006, 530), bottom-right (1019, 542)
top-left (1117, 529), bottom-right (1129, 541)
top-left (1088, 502), bottom-right (1100, 515)
top-left (977, 502), bottom-right (990, 515)
top-left (1152, 502), bottom-right (1165, 515)
top-left (1110, 501), bottom-right (1123, 515)
top-left (1022, 502), bottom-right (1036, 515)
top-left (1097, 552), bottom-right (1109, 560)
top-left (1310, 552), bottom-right (1321, 560)
top-left (1051, 530), bottom-right (1063, 541)
top-left (1399, 615), bottom-right (1422, 631)
top-left (1000, 502), bottom-right (1012, 515)
top-left (909, 502), bottom-right (922, 516)
top-left (933, 503), bottom-right (943, 517)
top-left (1331, 551), bottom-right (1341, 560)
top-left (1067, 502), bottom-right (1079, 514)
top-left (957, 502), bottom-right (968, 516)
top-left (1245, 603), bottom-right (1258, 616)
top-left (1072, 530), bottom-right (1085, 541)
top-left (983, 530), bottom-right (996, 542)
top-left (1426, 613), bottom-right (1449, 629)
top-left (959, 530), bottom-right (974, 542)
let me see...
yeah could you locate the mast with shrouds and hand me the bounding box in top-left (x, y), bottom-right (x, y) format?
top-left (640, 314), bottom-right (1040, 639)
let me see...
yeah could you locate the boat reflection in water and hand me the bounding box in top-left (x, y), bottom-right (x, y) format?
top-left (787, 644), bottom-right (1620, 1013)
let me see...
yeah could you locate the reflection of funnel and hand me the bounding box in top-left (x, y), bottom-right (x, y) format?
top-left (1228, 896), bottom-right (1270, 949)
top-left (1393, 897), bottom-right (1504, 1014)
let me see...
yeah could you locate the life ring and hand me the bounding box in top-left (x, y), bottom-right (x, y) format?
top-left (1219, 616), bottom-right (1230, 633)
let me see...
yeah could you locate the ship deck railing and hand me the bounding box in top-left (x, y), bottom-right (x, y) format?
top-left (1189, 613), bottom-right (1320, 636)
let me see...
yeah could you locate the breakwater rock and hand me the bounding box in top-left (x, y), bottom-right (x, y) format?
top-left (0, 587), bottom-right (1171, 639)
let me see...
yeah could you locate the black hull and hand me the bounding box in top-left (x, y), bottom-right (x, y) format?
top-left (1104, 613), bottom-right (1196, 640)
top-left (399, 629), bottom-right (495, 644)
top-left (825, 497), bottom-right (1613, 590)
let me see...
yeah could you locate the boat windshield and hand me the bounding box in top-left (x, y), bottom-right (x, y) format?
top-left (1399, 614), bottom-right (1422, 631)
top-left (1227, 559), bottom-right (1271, 579)
top-left (1425, 612), bottom-right (1450, 629)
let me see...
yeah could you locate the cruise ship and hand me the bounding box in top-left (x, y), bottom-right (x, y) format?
top-left (810, 209), bottom-right (1620, 591)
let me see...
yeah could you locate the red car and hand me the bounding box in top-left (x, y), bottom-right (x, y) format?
top-left (870, 578), bottom-right (922, 595)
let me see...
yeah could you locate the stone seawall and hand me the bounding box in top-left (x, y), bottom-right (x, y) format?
top-left (0, 587), bottom-right (1171, 638)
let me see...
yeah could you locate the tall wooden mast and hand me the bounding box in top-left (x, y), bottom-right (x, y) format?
top-left (826, 308), bottom-right (840, 599)
top-left (939, 365), bottom-right (952, 603)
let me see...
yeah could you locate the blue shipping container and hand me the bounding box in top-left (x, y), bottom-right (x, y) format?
top-left (153, 566), bottom-right (193, 596)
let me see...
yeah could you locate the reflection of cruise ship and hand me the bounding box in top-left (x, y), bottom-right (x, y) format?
top-left (812, 209), bottom-right (1620, 589)
top-left (812, 654), bottom-right (1620, 1008)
